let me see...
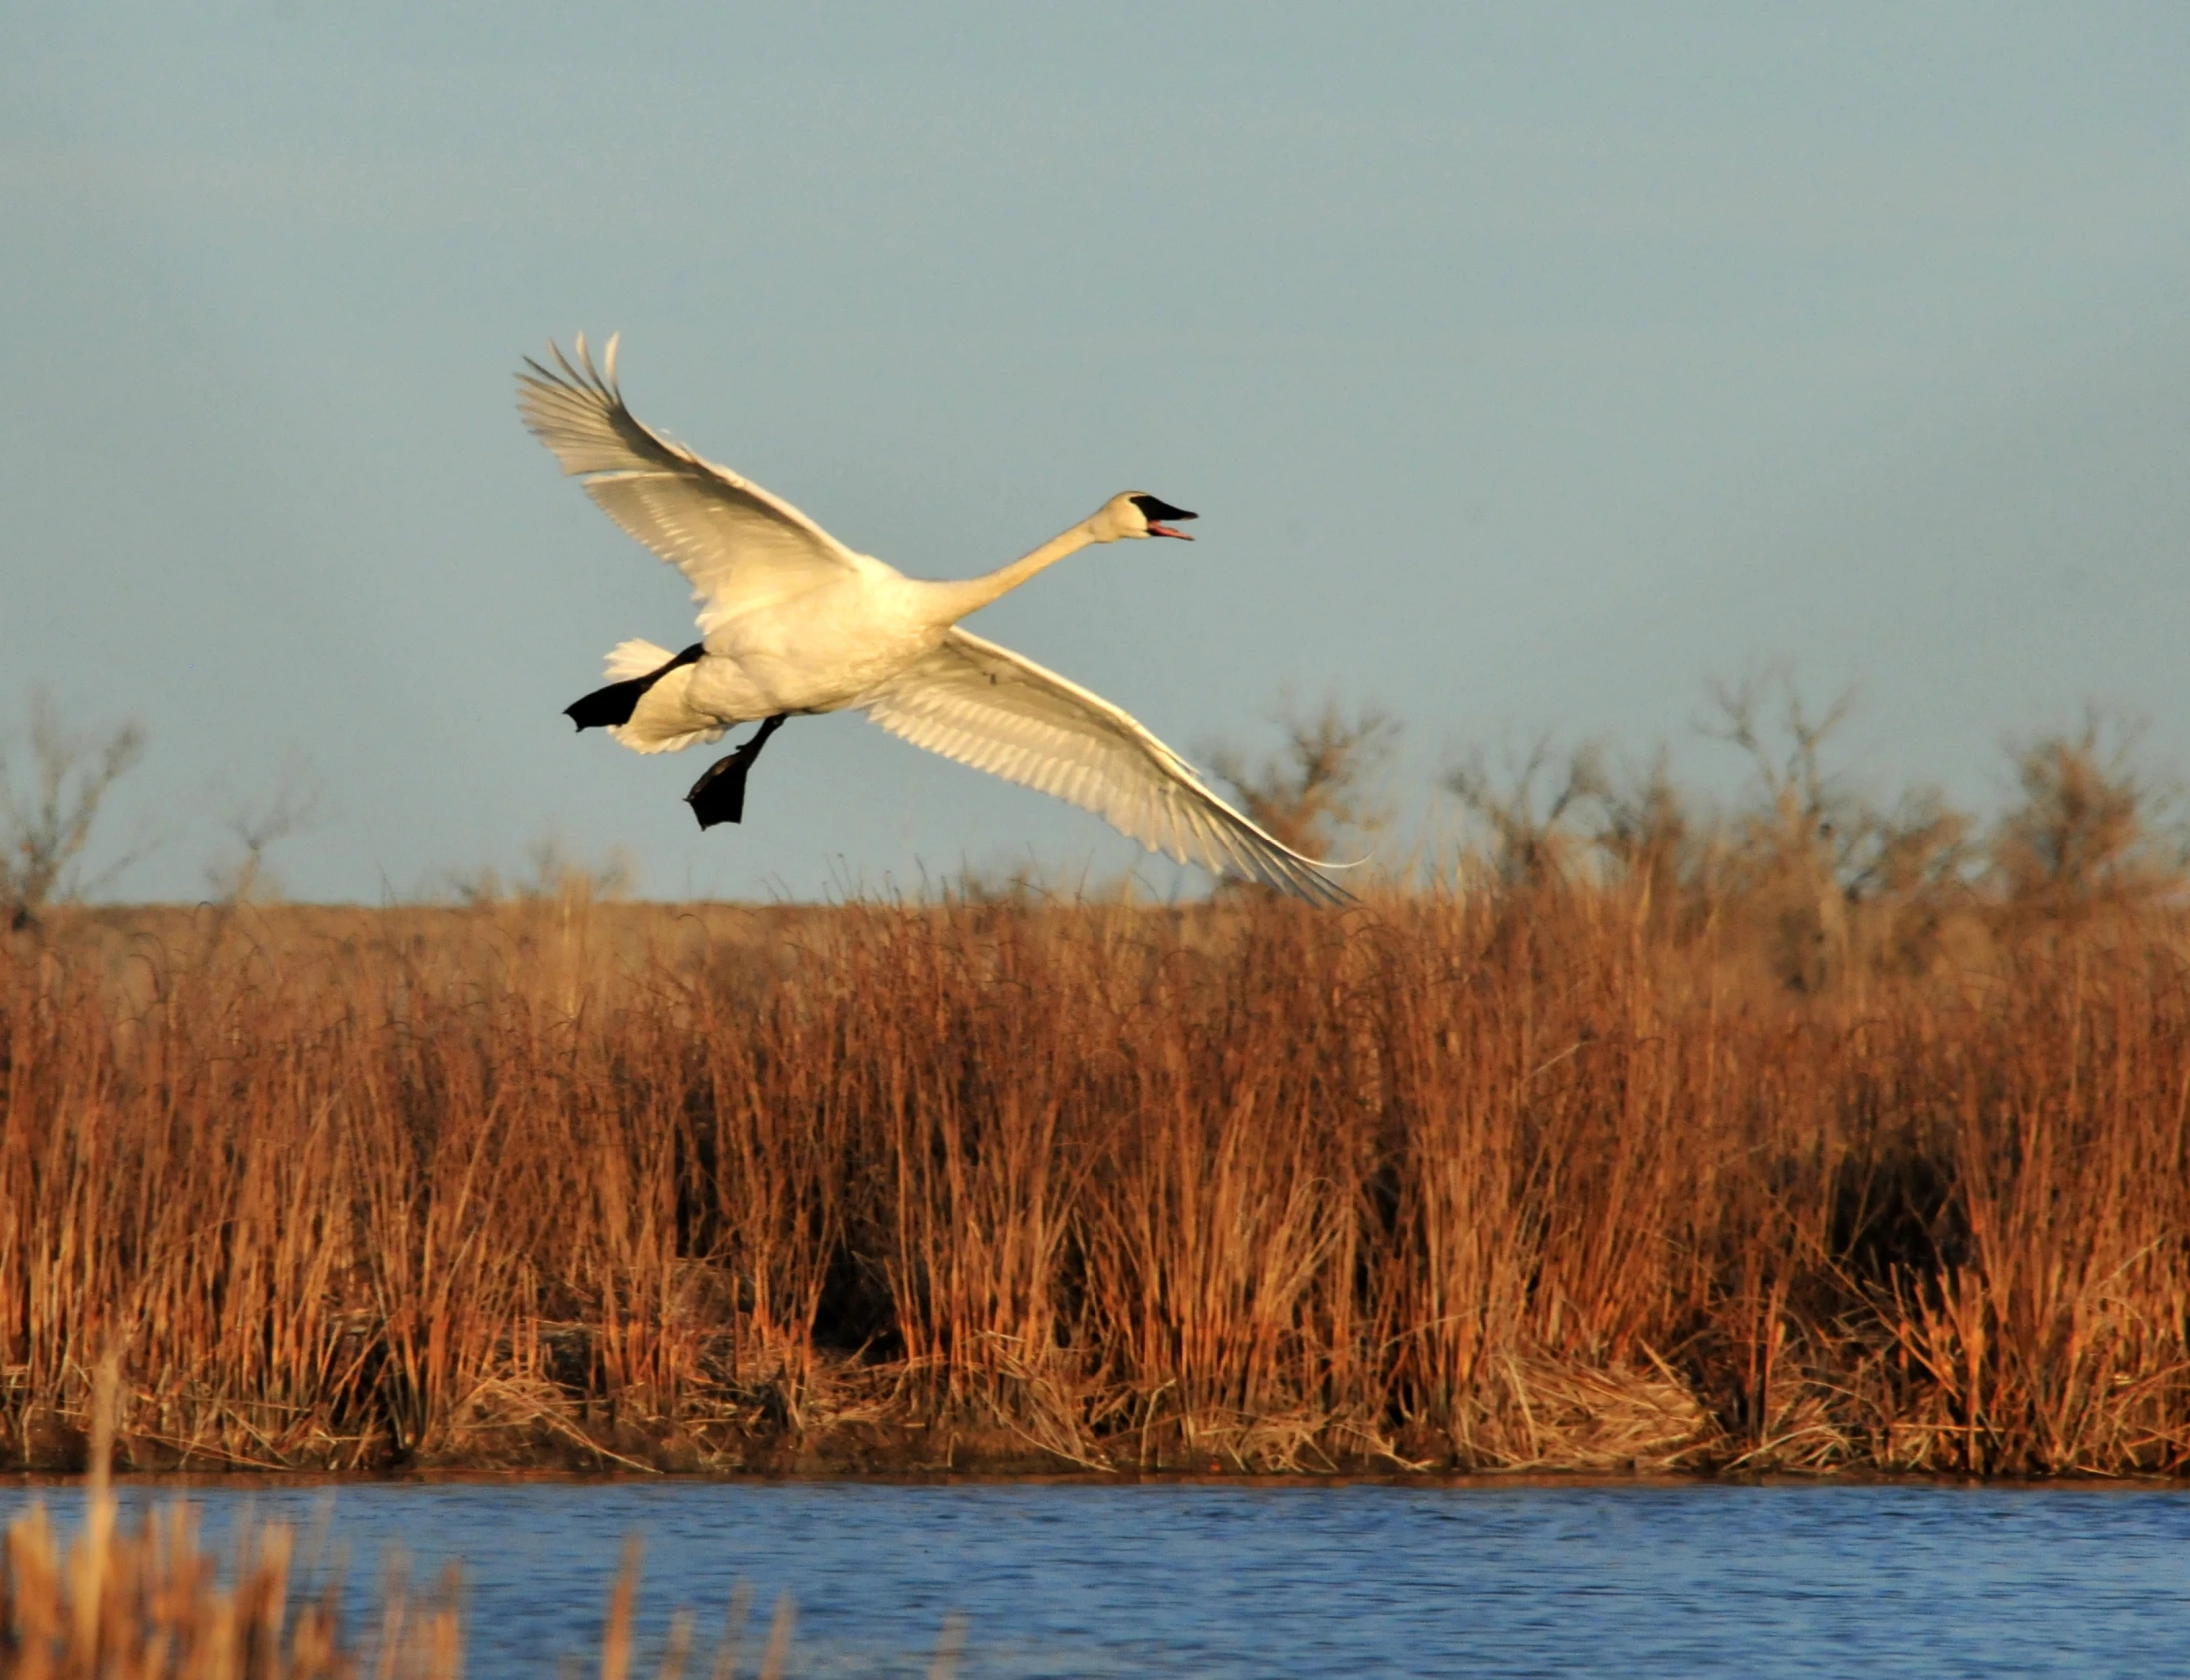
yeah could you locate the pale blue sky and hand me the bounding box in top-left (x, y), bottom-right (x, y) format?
top-left (5, 3), bottom-right (2187, 900)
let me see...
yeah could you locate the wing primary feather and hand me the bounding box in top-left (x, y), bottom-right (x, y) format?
top-left (553, 335), bottom-right (588, 390)
top-left (517, 334), bottom-right (860, 629)
top-left (860, 630), bottom-right (1354, 906)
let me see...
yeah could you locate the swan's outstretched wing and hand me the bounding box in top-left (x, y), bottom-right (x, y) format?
top-left (517, 335), bottom-right (860, 633)
top-left (859, 629), bottom-right (1352, 905)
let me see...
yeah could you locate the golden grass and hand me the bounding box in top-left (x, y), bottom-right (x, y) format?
top-left (4, 873), bottom-right (2190, 1478)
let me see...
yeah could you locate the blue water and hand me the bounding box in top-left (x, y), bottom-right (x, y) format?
top-left (4, 1479), bottom-right (2188, 1678)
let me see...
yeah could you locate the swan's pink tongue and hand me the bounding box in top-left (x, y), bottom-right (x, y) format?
top-left (1147, 524), bottom-right (1194, 540)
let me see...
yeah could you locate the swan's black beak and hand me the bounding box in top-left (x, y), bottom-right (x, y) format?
top-left (1131, 494), bottom-right (1198, 540)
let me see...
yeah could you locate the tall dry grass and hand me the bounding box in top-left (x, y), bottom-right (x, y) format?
top-left (4, 820), bottom-right (2189, 1477)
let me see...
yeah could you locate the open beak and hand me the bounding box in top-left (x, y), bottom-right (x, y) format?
top-left (1131, 494), bottom-right (1198, 539)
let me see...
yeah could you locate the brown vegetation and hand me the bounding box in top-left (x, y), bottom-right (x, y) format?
top-left (2, 719), bottom-right (2189, 1480)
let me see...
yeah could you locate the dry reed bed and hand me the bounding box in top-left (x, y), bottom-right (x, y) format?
top-left (3, 891), bottom-right (2188, 1477)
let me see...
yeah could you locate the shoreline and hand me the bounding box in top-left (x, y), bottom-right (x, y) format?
top-left (10, 1404), bottom-right (2190, 1485)
top-left (8, 1461), bottom-right (2183, 1491)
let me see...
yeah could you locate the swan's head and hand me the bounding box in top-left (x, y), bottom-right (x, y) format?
top-left (1090, 491), bottom-right (1198, 542)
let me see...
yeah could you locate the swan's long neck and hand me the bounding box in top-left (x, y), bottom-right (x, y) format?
top-left (921, 521), bottom-right (1099, 627)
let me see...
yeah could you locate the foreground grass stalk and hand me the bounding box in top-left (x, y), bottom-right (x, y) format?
top-left (0, 1387), bottom-right (955, 1677)
top-left (0, 1497), bottom-right (931, 1680)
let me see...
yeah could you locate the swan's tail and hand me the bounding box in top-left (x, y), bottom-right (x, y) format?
top-left (565, 639), bottom-right (727, 754)
top-left (604, 638), bottom-right (677, 681)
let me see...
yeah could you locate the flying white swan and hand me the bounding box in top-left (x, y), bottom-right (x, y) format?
top-left (517, 335), bottom-right (1350, 905)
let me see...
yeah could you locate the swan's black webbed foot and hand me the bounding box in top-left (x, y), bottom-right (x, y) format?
top-left (686, 714), bottom-right (788, 829)
top-left (564, 643), bottom-right (704, 731)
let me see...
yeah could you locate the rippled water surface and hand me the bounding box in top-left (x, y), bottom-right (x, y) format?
top-left (6, 1479), bottom-right (2189, 1677)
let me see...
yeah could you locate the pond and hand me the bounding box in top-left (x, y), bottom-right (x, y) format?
top-left (5, 1478), bottom-right (2188, 1678)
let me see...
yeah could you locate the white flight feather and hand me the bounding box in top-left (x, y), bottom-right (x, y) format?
top-left (517, 333), bottom-right (861, 635)
top-left (858, 630), bottom-right (1352, 907)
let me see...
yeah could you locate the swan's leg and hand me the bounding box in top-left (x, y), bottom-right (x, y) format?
top-left (685, 714), bottom-right (788, 830)
top-left (564, 643), bottom-right (704, 731)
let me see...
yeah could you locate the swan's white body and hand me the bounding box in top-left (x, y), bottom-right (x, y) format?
top-left (518, 335), bottom-right (1349, 904)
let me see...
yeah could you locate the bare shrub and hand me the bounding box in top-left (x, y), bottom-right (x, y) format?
top-left (1843, 789), bottom-right (1976, 976)
top-left (442, 833), bottom-right (640, 907)
top-left (1205, 696), bottom-right (1398, 861)
top-left (1696, 673), bottom-right (1859, 990)
top-left (1585, 750), bottom-right (1702, 927)
top-left (0, 690), bottom-right (145, 932)
top-left (1992, 710), bottom-right (2183, 925)
top-left (1444, 737), bottom-right (1606, 887)
top-left (205, 756), bottom-right (324, 905)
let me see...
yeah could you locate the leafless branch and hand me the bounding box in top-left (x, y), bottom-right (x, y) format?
top-left (1993, 707), bottom-right (2182, 920)
top-left (206, 754), bottom-right (325, 904)
top-left (1205, 696), bottom-right (1400, 861)
top-left (1, 690), bottom-right (147, 931)
top-left (1445, 736), bottom-right (1606, 885)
